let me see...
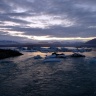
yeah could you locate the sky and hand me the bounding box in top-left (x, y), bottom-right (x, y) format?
top-left (0, 0), bottom-right (96, 42)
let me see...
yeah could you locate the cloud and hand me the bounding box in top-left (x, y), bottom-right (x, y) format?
top-left (0, 0), bottom-right (96, 42)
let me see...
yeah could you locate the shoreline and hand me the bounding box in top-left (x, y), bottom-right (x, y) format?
top-left (0, 49), bottom-right (23, 59)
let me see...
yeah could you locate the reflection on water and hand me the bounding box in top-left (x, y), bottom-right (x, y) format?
top-left (0, 51), bottom-right (96, 96)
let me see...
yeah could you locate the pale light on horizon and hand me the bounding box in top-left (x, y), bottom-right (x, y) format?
top-left (0, 29), bottom-right (95, 42)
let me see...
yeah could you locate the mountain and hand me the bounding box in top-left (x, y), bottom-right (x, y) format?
top-left (0, 40), bottom-right (19, 45)
top-left (84, 38), bottom-right (96, 47)
top-left (85, 38), bottom-right (96, 45)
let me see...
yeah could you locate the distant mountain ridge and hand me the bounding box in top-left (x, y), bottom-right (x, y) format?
top-left (0, 40), bottom-right (19, 45)
top-left (85, 38), bottom-right (96, 45)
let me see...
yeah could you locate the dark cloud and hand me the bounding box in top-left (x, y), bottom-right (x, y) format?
top-left (5, 12), bottom-right (32, 17)
top-left (0, 13), bottom-right (31, 24)
top-left (0, 0), bottom-right (96, 41)
top-left (1, 25), bottom-right (94, 38)
top-left (0, 0), bottom-right (12, 12)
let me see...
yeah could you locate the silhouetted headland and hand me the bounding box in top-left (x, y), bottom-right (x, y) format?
top-left (81, 38), bottom-right (96, 47)
top-left (0, 49), bottom-right (23, 59)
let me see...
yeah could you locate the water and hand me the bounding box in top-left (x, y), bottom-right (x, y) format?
top-left (0, 51), bottom-right (96, 96)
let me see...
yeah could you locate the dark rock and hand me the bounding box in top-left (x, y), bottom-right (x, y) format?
top-left (0, 49), bottom-right (23, 59)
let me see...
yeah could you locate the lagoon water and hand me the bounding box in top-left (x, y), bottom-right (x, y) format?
top-left (0, 50), bottom-right (96, 96)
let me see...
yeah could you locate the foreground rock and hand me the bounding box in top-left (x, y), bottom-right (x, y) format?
top-left (0, 49), bottom-right (23, 59)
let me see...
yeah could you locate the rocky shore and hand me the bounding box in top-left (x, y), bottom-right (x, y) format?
top-left (0, 49), bottom-right (23, 59)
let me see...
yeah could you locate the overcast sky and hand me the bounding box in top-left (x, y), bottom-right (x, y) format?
top-left (0, 0), bottom-right (96, 42)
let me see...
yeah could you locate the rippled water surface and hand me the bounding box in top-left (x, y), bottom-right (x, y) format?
top-left (0, 50), bottom-right (96, 96)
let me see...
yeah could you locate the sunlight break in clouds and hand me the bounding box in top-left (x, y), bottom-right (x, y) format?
top-left (20, 14), bottom-right (75, 29)
top-left (3, 21), bottom-right (20, 26)
top-left (1, 29), bottom-right (95, 42)
top-left (32, 36), bottom-right (96, 41)
top-left (0, 0), bottom-right (96, 42)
